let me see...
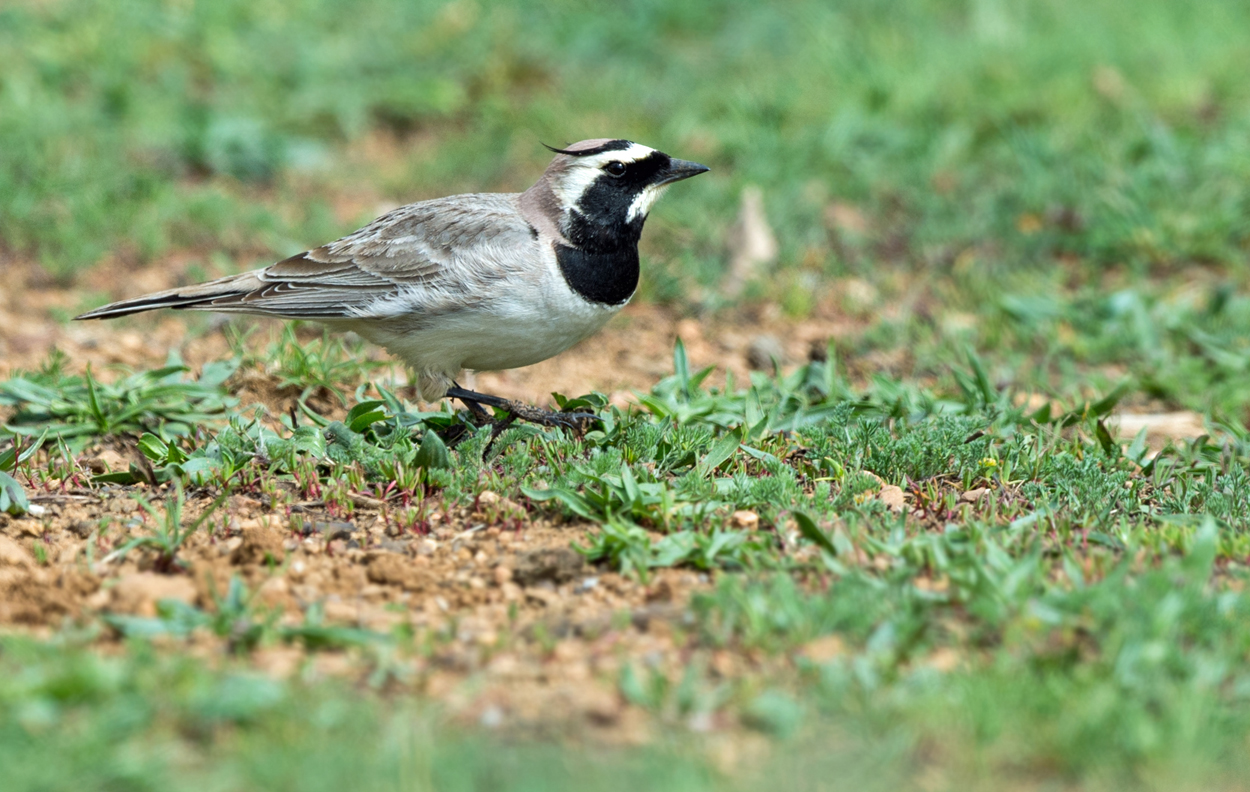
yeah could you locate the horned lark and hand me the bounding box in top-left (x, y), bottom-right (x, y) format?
top-left (77, 139), bottom-right (709, 424)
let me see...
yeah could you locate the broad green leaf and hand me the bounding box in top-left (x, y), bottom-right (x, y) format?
top-left (699, 427), bottom-right (742, 477)
top-left (1095, 419), bottom-right (1117, 455)
top-left (1089, 382), bottom-right (1132, 418)
top-left (413, 430), bottom-right (450, 470)
top-left (673, 338), bottom-right (691, 398)
top-left (522, 486), bottom-right (598, 520)
top-left (138, 433), bottom-right (171, 462)
top-left (793, 511), bottom-right (837, 557)
top-left (92, 470), bottom-right (142, 485)
top-left (289, 426), bottom-right (328, 458)
top-left (620, 464), bottom-right (641, 505)
top-left (0, 471), bottom-right (30, 516)
top-left (346, 400), bottom-right (389, 433)
top-left (0, 430), bottom-right (46, 472)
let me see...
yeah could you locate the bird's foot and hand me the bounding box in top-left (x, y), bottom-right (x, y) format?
top-left (446, 386), bottom-right (602, 436)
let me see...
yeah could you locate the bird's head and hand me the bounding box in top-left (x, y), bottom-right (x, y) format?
top-left (528, 139), bottom-right (709, 251)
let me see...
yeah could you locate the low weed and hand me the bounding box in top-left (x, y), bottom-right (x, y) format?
top-left (0, 357), bottom-right (238, 449)
top-left (100, 487), bottom-right (226, 573)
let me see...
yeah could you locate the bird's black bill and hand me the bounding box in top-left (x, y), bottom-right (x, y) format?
top-left (657, 158), bottom-right (710, 185)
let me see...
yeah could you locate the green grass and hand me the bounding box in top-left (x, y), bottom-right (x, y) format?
top-left (7, 338), bottom-right (1250, 787)
top-left (6, 0), bottom-right (1250, 787)
top-left (0, 351), bottom-right (237, 448)
top-left (8, 0), bottom-right (1250, 278)
top-left (6, 530), bottom-right (1250, 791)
top-left (2, 636), bottom-right (728, 792)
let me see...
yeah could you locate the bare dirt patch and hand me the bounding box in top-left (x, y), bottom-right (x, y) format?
top-left (0, 486), bottom-right (731, 740)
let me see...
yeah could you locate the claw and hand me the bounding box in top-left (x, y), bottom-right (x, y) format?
top-left (444, 386), bottom-right (602, 441)
top-left (548, 411), bottom-right (600, 433)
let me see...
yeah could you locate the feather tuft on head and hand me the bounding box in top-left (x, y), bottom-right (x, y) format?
top-left (542, 139), bottom-right (634, 158)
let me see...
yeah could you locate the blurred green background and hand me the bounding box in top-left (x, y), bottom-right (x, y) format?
top-left (4, 0), bottom-right (1250, 411)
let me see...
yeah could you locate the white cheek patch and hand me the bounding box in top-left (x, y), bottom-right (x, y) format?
top-left (553, 163), bottom-right (605, 212)
top-left (627, 183), bottom-right (669, 222)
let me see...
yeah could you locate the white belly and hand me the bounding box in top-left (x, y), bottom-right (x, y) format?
top-left (419, 298), bottom-right (616, 372)
top-left (344, 280), bottom-right (623, 375)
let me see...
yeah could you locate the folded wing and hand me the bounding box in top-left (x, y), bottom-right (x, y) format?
top-left (76, 194), bottom-right (531, 321)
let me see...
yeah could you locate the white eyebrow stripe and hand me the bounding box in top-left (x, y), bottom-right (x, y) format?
top-left (580, 143), bottom-right (657, 166)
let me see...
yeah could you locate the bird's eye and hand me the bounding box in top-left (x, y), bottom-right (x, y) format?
top-left (604, 161), bottom-right (627, 177)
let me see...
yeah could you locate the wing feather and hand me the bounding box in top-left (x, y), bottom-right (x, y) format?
top-left (77, 193), bottom-right (536, 321)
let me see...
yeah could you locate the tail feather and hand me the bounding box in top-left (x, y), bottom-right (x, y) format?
top-left (74, 273), bottom-right (262, 320)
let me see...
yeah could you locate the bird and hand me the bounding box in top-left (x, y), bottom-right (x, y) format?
top-left (76, 139), bottom-right (709, 428)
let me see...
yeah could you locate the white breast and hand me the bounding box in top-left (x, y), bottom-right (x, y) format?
top-left (341, 242), bottom-right (626, 378)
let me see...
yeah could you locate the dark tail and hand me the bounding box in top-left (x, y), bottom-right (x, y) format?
top-left (74, 273), bottom-right (261, 320)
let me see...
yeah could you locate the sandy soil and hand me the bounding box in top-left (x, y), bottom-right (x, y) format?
top-left (1, 486), bottom-right (754, 742)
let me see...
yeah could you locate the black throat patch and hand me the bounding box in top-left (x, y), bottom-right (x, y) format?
top-left (555, 241), bottom-right (640, 306)
top-left (555, 150), bottom-right (670, 306)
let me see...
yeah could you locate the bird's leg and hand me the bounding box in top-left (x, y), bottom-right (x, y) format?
top-left (481, 412), bottom-right (519, 458)
top-left (445, 386), bottom-right (600, 434)
top-left (451, 381), bottom-right (491, 423)
top-left (435, 381), bottom-right (488, 450)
